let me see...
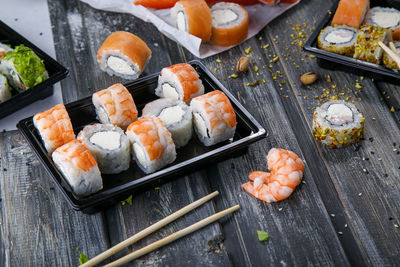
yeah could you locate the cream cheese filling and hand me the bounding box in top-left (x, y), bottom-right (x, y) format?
top-left (159, 106), bottom-right (185, 125)
top-left (133, 143), bottom-right (147, 167)
top-left (194, 113), bottom-right (208, 137)
top-left (90, 131), bottom-right (121, 150)
top-left (162, 83), bottom-right (179, 99)
top-left (325, 29), bottom-right (354, 44)
top-left (372, 11), bottom-right (400, 28)
top-left (212, 9), bottom-right (238, 25)
top-left (326, 104), bottom-right (353, 125)
top-left (107, 56), bottom-right (136, 75)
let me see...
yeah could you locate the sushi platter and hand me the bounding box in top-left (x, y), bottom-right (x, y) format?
top-left (17, 61), bottom-right (266, 213)
top-left (304, 0), bottom-right (400, 83)
top-left (0, 20), bottom-right (68, 118)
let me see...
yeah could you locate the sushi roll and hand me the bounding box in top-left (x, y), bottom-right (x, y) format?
top-left (0, 73), bottom-right (12, 103)
top-left (126, 116), bottom-right (176, 174)
top-left (190, 90), bottom-right (236, 146)
top-left (317, 26), bottom-right (358, 57)
top-left (142, 98), bottom-right (193, 148)
top-left (92, 83), bottom-right (138, 130)
top-left (0, 43), bottom-right (13, 61)
top-left (0, 44), bottom-right (48, 91)
top-left (155, 63), bottom-right (204, 102)
top-left (52, 140), bottom-right (103, 197)
top-left (353, 25), bottom-right (391, 64)
top-left (383, 41), bottom-right (400, 69)
top-left (77, 124), bottom-right (131, 174)
top-left (33, 104), bottom-right (75, 155)
top-left (364, 7), bottom-right (400, 30)
top-left (97, 31), bottom-right (152, 80)
top-left (313, 100), bottom-right (365, 149)
top-left (210, 2), bottom-right (249, 47)
top-left (171, 0), bottom-right (212, 43)
top-left (258, 0), bottom-right (280, 5)
top-left (331, 0), bottom-right (369, 28)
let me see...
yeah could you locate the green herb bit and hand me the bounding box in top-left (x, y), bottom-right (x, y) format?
top-left (154, 187), bottom-right (161, 191)
top-left (79, 253), bottom-right (89, 264)
top-left (246, 80), bottom-right (260, 87)
top-left (244, 47), bottom-right (252, 54)
top-left (88, 86), bottom-right (93, 90)
top-left (253, 66), bottom-right (259, 72)
top-left (257, 230), bottom-right (269, 242)
top-left (390, 106), bottom-right (395, 112)
top-left (121, 195), bottom-right (133, 205)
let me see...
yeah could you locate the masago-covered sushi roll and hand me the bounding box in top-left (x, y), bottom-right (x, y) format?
top-left (317, 26), bottom-right (358, 56)
top-left (353, 25), bottom-right (391, 64)
top-left (0, 73), bottom-right (12, 103)
top-left (33, 104), bottom-right (75, 155)
top-left (190, 90), bottom-right (236, 146)
top-left (77, 124), bottom-right (131, 174)
top-left (92, 83), bottom-right (138, 130)
top-left (331, 0), bottom-right (369, 28)
top-left (0, 44), bottom-right (48, 91)
top-left (126, 116), bottom-right (176, 174)
top-left (156, 63), bottom-right (204, 102)
top-left (97, 31), bottom-right (152, 80)
top-left (210, 2), bottom-right (249, 47)
top-left (383, 41), bottom-right (400, 69)
top-left (171, 0), bottom-right (212, 43)
top-left (142, 98), bottom-right (193, 148)
top-left (313, 100), bottom-right (365, 149)
top-left (52, 140), bottom-right (103, 197)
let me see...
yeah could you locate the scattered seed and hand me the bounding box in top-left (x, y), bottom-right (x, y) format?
top-left (358, 193), bottom-right (362, 196)
top-left (338, 231), bottom-right (343, 235)
top-left (229, 74), bottom-right (238, 79)
top-left (330, 214), bottom-right (335, 217)
top-left (278, 208), bottom-right (283, 211)
top-left (344, 224), bottom-right (348, 228)
top-left (216, 59), bottom-right (222, 63)
top-left (244, 47), bottom-right (252, 54)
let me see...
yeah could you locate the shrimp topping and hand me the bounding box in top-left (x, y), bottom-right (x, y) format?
top-left (241, 148), bottom-right (304, 203)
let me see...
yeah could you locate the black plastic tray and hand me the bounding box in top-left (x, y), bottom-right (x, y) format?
top-left (0, 20), bottom-right (69, 118)
top-left (303, 0), bottom-right (400, 84)
top-left (17, 60), bottom-right (266, 213)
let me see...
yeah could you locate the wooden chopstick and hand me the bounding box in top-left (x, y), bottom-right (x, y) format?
top-left (79, 191), bottom-right (219, 267)
top-left (104, 205), bottom-right (240, 267)
top-left (378, 41), bottom-right (400, 69)
top-left (389, 41), bottom-right (399, 55)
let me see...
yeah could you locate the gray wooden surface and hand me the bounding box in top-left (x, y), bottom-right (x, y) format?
top-left (1, 0), bottom-right (399, 266)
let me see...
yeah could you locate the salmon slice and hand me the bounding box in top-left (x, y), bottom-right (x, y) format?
top-left (173, 0), bottom-right (212, 43)
top-left (394, 28), bottom-right (400, 41)
top-left (134, 0), bottom-right (178, 9)
top-left (97, 31), bottom-right (152, 73)
top-left (53, 140), bottom-right (98, 172)
top-left (92, 83), bottom-right (138, 130)
top-left (33, 104), bottom-right (75, 155)
top-left (211, 2), bottom-right (248, 47)
top-left (331, 0), bottom-right (370, 28)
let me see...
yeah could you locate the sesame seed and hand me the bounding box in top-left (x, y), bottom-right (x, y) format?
top-left (344, 224), bottom-right (348, 228)
top-left (330, 214), bottom-right (335, 217)
top-left (395, 224), bottom-right (399, 228)
top-left (278, 208), bottom-right (283, 211)
top-left (338, 232), bottom-right (343, 235)
top-left (358, 193), bottom-right (362, 196)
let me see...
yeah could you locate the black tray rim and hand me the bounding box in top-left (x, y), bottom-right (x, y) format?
top-left (17, 60), bottom-right (266, 211)
top-left (0, 20), bottom-right (69, 115)
top-left (303, 1), bottom-right (400, 81)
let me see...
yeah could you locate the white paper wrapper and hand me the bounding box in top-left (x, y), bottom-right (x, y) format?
top-left (80, 0), bottom-right (300, 58)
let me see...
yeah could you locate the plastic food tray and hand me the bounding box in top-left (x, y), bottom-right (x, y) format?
top-left (0, 20), bottom-right (69, 118)
top-left (17, 60), bottom-right (266, 213)
top-left (303, 0), bottom-right (400, 83)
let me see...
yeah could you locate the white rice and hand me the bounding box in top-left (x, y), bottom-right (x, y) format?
top-left (0, 73), bottom-right (12, 103)
top-left (77, 124), bottom-right (131, 174)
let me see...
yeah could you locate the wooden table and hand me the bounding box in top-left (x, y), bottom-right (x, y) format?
top-left (1, 0), bottom-right (400, 266)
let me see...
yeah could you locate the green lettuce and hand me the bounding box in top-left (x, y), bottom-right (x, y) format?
top-left (3, 44), bottom-right (47, 89)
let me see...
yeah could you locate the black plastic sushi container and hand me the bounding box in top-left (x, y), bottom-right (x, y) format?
top-left (304, 0), bottom-right (400, 84)
top-left (0, 20), bottom-right (68, 118)
top-left (17, 60), bottom-right (266, 213)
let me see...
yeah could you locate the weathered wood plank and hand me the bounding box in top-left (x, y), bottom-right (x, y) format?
top-left (0, 133), bottom-right (5, 266)
top-left (258, 0), bottom-right (400, 264)
top-left (0, 131), bottom-right (109, 266)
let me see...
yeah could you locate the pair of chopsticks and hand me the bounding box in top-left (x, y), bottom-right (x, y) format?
top-left (80, 191), bottom-right (239, 267)
top-left (378, 41), bottom-right (400, 68)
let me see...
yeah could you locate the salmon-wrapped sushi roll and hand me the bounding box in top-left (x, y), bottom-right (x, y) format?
top-left (97, 31), bottom-right (152, 80)
top-left (33, 104), bottom-right (75, 155)
top-left (331, 0), bottom-right (369, 28)
top-left (190, 90), bottom-right (236, 146)
top-left (126, 116), bottom-right (176, 174)
top-left (210, 2), bottom-right (249, 47)
top-left (171, 0), bottom-right (212, 43)
top-left (52, 140), bottom-right (103, 197)
top-left (92, 83), bottom-right (138, 130)
top-left (156, 63), bottom-right (204, 102)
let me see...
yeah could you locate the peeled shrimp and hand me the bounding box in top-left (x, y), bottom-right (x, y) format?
top-left (241, 148), bottom-right (304, 203)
